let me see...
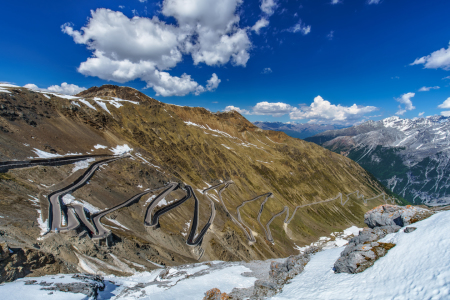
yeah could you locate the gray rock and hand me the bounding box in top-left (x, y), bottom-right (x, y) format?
top-left (404, 227), bottom-right (417, 233)
top-left (252, 280), bottom-right (280, 298)
top-left (364, 205), bottom-right (432, 229)
top-left (334, 223), bottom-right (400, 274)
top-left (40, 274), bottom-right (105, 300)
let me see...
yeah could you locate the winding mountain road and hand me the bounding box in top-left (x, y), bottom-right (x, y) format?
top-left (2, 151), bottom-right (398, 252)
top-left (48, 156), bottom-right (123, 232)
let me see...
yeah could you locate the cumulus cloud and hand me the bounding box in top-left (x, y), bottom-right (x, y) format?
top-left (63, 1), bottom-right (247, 96)
top-left (224, 105), bottom-right (251, 114)
top-left (252, 18), bottom-right (269, 34)
top-left (438, 97), bottom-right (450, 109)
top-left (418, 86), bottom-right (440, 92)
top-left (289, 96), bottom-right (377, 124)
top-left (260, 0), bottom-right (277, 16)
top-left (253, 101), bottom-right (294, 117)
top-left (24, 82), bottom-right (86, 95)
top-left (411, 42), bottom-right (450, 70)
top-left (286, 20), bottom-right (311, 35)
top-left (262, 67), bottom-right (272, 74)
top-left (206, 73), bottom-right (221, 91)
top-left (395, 92), bottom-right (415, 115)
top-left (224, 97), bottom-right (377, 124)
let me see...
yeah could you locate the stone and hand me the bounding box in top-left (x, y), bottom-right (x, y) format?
top-left (203, 288), bottom-right (230, 300)
top-left (404, 227), bottom-right (417, 233)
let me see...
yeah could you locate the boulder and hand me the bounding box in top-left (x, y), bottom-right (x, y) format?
top-left (334, 225), bottom-right (400, 274)
top-left (364, 205), bottom-right (431, 228)
top-left (404, 227), bottom-right (417, 233)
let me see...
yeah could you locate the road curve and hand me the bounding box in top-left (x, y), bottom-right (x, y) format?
top-left (0, 154), bottom-right (113, 173)
top-left (91, 186), bottom-right (167, 239)
top-left (48, 156), bottom-right (124, 232)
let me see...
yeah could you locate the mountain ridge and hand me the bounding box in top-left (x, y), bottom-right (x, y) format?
top-left (306, 115), bottom-right (450, 206)
top-left (0, 83), bottom-right (395, 281)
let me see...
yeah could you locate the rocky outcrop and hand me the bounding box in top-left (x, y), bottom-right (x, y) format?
top-left (334, 205), bottom-right (432, 274)
top-left (40, 274), bottom-right (105, 299)
top-left (334, 226), bottom-right (398, 274)
top-left (247, 246), bottom-right (319, 299)
top-left (0, 242), bottom-right (70, 283)
top-left (364, 204), bottom-right (432, 228)
top-left (203, 288), bottom-right (230, 300)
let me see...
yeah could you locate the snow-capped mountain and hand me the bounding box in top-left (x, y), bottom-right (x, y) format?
top-left (306, 116), bottom-right (450, 206)
top-left (253, 121), bottom-right (347, 139)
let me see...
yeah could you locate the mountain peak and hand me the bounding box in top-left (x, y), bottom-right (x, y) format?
top-left (76, 84), bottom-right (159, 104)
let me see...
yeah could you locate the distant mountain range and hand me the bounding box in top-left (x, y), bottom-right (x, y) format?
top-left (253, 122), bottom-right (348, 139)
top-left (306, 116), bottom-right (450, 206)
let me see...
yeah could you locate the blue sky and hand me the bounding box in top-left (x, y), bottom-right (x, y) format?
top-left (1, 0), bottom-right (450, 124)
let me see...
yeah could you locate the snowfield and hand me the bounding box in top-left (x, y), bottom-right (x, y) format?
top-left (273, 210), bottom-right (450, 300)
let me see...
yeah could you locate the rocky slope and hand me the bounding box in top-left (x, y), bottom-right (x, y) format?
top-left (306, 116), bottom-right (450, 206)
top-left (0, 83), bottom-right (396, 280)
top-left (253, 122), bottom-right (347, 140)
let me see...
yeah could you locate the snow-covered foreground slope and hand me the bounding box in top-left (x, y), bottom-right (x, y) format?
top-left (273, 210), bottom-right (450, 300)
top-left (1, 211), bottom-right (448, 299)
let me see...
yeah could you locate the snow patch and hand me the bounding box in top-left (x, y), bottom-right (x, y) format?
top-left (72, 158), bottom-right (95, 173)
top-left (31, 148), bottom-right (61, 158)
top-left (110, 144), bottom-right (132, 155)
top-left (94, 144), bottom-right (107, 149)
top-left (78, 99), bottom-right (97, 110)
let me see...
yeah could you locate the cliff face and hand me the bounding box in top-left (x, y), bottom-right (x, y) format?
top-left (0, 84), bottom-right (391, 277)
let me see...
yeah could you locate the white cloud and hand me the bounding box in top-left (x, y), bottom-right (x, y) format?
top-left (224, 105), bottom-right (251, 114)
top-left (411, 42), bottom-right (450, 70)
top-left (47, 82), bottom-right (87, 95)
top-left (206, 73), bottom-right (221, 92)
top-left (327, 31), bottom-right (334, 40)
top-left (260, 0), bottom-right (277, 16)
top-left (63, 1), bottom-right (248, 96)
top-left (139, 0), bottom-right (147, 2)
top-left (287, 20), bottom-right (311, 35)
top-left (289, 96), bottom-right (377, 124)
top-left (368, 0), bottom-right (381, 4)
top-left (331, 0), bottom-right (341, 4)
top-left (441, 111), bottom-right (450, 117)
top-left (438, 97), bottom-right (450, 109)
top-left (262, 67), bottom-right (272, 74)
top-left (253, 101), bottom-right (294, 117)
top-left (163, 0), bottom-right (251, 67)
top-left (418, 112), bottom-right (425, 117)
top-left (24, 84), bottom-right (39, 91)
top-left (223, 101), bottom-right (293, 117)
top-left (252, 18), bottom-right (269, 34)
top-left (418, 86), bottom-right (440, 92)
top-left (395, 92), bottom-right (415, 115)
top-left (443, 76), bottom-right (450, 80)
top-left (24, 82), bottom-right (86, 95)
